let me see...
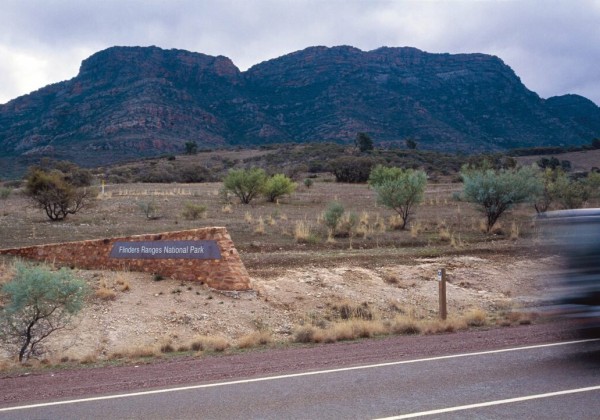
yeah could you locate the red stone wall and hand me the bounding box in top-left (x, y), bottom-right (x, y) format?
top-left (0, 227), bottom-right (251, 291)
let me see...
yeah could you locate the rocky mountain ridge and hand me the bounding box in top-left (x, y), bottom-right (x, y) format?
top-left (1, 45), bottom-right (599, 177)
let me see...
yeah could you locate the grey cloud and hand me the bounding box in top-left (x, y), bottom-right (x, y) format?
top-left (0, 0), bottom-right (599, 105)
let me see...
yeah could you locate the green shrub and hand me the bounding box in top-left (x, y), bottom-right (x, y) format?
top-left (355, 132), bottom-right (374, 153)
top-left (0, 263), bottom-right (89, 362)
top-left (331, 157), bottom-right (379, 183)
top-left (0, 187), bottom-right (11, 199)
top-left (181, 202), bottom-right (207, 220)
top-left (550, 171), bottom-right (600, 210)
top-left (371, 166), bottom-right (427, 230)
top-left (25, 169), bottom-right (92, 221)
top-left (323, 202), bottom-right (345, 234)
top-left (263, 174), bottom-right (297, 202)
top-left (461, 165), bottom-right (542, 232)
top-left (138, 200), bottom-right (160, 220)
top-left (223, 168), bottom-right (267, 204)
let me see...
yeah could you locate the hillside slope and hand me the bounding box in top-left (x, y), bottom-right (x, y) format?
top-left (1, 45), bottom-right (599, 177)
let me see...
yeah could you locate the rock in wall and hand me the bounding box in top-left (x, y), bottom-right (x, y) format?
top-left (0, 227), bottom-right (251, 291)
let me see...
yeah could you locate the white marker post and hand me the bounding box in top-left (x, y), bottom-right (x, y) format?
top-left (437, 268), bottom-right (447, 320)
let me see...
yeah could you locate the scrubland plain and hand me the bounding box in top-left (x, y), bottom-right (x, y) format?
top-left (0, 174), bottom-right (581, 368)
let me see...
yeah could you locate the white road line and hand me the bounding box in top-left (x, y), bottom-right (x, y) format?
top-left (375, 385), bottom-right (600, 419)
top-left (1, 338), bottom-right (597, 412)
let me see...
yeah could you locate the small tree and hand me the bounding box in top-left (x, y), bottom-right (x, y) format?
top-left (534, 168), bottom-right (561, 214)
top-left (461, 165), bottom-right (542, 232)
top-left (551, 171), bottom-right (600, 209)
top-left (184, 141), bottom-right (198, 155)
top-left (331, 157), bottom-right (378, 183)
top-left (223, 168), bottom-right (267, 204)
top-left (138, 199), bottom-right (161, 219)
top-left (405, 138), bottom-right (417, 150)
top-left (263, 174), bottom-right (297, 203)
top-left (25, 169), bottom-right (91, 221)
top-left (368, 165), bottom-right (405, 186)
top-left (371, 167), bottom-right (427, 230)
top-left (0, 263), bottom-right (89, 362)
top-left (355, 132), bottom-right (374, 153)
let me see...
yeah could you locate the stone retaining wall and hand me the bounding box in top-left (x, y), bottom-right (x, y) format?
top-left (0, 227), bottom-right (251, 291)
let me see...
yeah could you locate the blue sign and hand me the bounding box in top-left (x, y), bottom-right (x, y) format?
top-left (110, 240), bottom-right (221, 260)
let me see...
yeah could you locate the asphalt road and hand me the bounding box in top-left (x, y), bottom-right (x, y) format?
top-left (1, 338), bottom-right (599, 419)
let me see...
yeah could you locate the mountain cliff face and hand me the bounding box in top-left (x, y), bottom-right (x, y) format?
top-left (1, 45), bottom-right (599, 177)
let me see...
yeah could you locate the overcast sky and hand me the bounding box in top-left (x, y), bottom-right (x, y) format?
top-left (1, 0), bottom-right (599, 105)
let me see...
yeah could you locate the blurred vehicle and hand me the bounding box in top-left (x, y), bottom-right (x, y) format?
top-left (538, 208), bottom-right (600, 337)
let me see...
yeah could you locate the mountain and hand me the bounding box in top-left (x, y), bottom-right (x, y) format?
top-left (1, 45), bottom-right (599, 178)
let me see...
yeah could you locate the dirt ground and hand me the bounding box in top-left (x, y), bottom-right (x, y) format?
top-left (0, 180), bottom-right (562, 364)
top-left (0, 246), bottom-right (557, 363)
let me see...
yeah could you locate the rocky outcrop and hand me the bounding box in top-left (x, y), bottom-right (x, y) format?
top-left (1, 45), bottom-right (599, 178)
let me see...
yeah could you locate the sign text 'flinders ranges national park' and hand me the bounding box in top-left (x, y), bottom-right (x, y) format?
top-left (110, 240), bottom-right (222, 260)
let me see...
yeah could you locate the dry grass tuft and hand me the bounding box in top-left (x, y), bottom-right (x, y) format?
top-left (510, 221), bottom-right (520, 240)
top-left (388, 215), bottom-right (404, 230)
top-left (244, 211), bottom-right (253, 224)
top-left (334, 300), bottom-right (373, 321)
top-left (221, 204), bottom-right (233, 214)
top-left (438, 226), bottom-right (451, 242)
top-left (190, 335), bottom-right (230, 353)
top-left (410, 221), bottom-right (422, 238)
top-left (373, 214), bottom-right (386, 233)
top-left (112, 345), bottom-right (159, 359)
top-left (254, 216), bottom-right (266, 234)
top-left (293, 320), bottom-right (387, 344)
top-left (450, 233), bottom-right (460, 248)
top-left (95, 286), bottom-right (117, 301)
top-left (293, 325), bottom-right (318, 343)
top-left (502, 310), bottom-right (536, 326)
top-left (478, 219), bottom-right (488, 233)
top-left (78, 353), bottom-right (99, 365)
top-left (390, 316), bottom-right (422, 335)
top-left (348, 320), bottom-right (388, 338)
top-left (421, 317), bottom-right (468, 334)
top-left (236, 331), bottom-right (272, 349)
top-left (115, 275), bottom-right (131, 292)
top-left (160, 342), bottom-right (175, 353)
top-left (294, 220), bottom-right (313, 243)
top-left (463, 308), bottom-right (488, 327)
top-left (0, 262), bottom-right (15, 285)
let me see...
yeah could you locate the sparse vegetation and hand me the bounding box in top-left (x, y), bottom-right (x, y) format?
top-left (1, 144), bottom-right (595, 370)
